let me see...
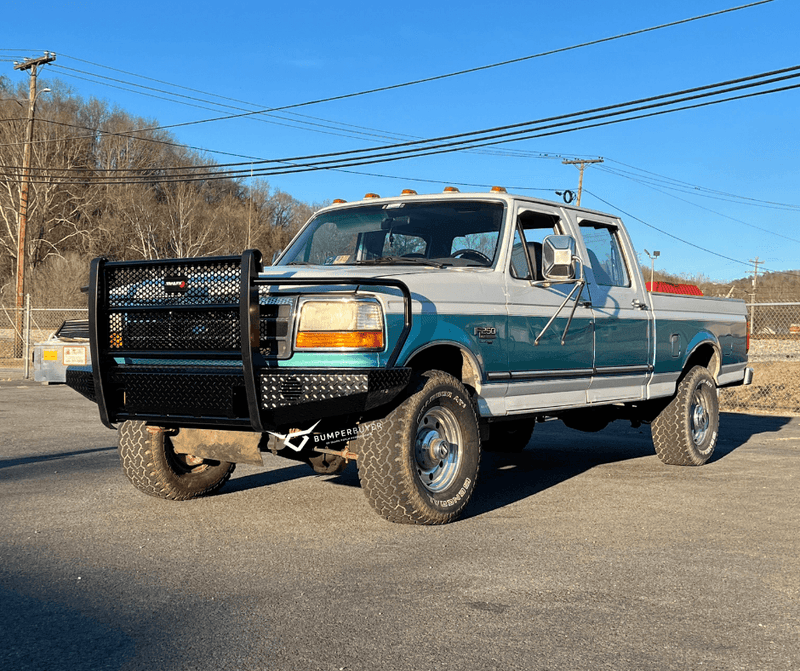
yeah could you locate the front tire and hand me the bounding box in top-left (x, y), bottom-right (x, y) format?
top-left (356, 371), bottom-right (480, 524)
top-left (651, 366), bottom-right (719, 466)
top-left (118, 421), bottom-right (236, 500)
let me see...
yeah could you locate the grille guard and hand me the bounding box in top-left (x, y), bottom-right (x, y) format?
top-left (84, 250), bottom-right (413, 431)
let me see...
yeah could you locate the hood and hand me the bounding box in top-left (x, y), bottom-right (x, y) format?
top-left (256, 264), bottom-right (496, 297)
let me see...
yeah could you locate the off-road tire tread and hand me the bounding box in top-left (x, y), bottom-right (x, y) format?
top-left (651, 366), bottom-right (718, 466)
top-left (118, 421), bottom-right (235, 500)
top-left (356, 371), bottom-right (480, 525)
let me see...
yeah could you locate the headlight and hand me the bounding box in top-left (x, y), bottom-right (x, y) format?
top-left (295, 299), bottom-right (384, 350)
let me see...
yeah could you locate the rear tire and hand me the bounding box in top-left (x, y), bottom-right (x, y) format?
top-left (651, 366), bottom-right (719, 466)
top-left (118, 421), bottom-right (235, 500)
top-left (355, 371), bottom-right (480, 524)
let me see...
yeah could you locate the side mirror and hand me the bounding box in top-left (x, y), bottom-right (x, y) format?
top-left (542, 235), bottom-right (576, 281)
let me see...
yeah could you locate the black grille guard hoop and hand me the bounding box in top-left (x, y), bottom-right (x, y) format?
top-left (88, 250), bottom-right (413, 431)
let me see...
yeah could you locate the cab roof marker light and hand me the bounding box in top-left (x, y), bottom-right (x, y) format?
top-left (364, 192), bottom-right (381, 199)
top-left (491, 186), bottom-right (507, 193)
top-left (401, 189), bottom-right (418, 195)
top-left (443, 186), bottom-right (460, 193)
top-left (333, 198), bottom-right (347, 204)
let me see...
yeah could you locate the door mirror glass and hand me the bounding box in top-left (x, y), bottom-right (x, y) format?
top-left (542, 235), bottom-right (576, 281)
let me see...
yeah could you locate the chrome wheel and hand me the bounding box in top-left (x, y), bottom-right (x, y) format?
top-left (356, 370), bottom-right (480, 524)
top-left (415, 406), bottom-right (462, 492)
top-left (690, 387), bottom-right (710, 446)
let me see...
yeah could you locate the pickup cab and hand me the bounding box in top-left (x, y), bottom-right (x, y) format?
top-left (67, 189), bottom-right (752, 524)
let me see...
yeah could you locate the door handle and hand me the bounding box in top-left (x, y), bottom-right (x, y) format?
top-left (631, 299), bottom-right (648, 310)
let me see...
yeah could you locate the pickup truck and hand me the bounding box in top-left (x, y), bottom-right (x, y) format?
top-left (67, 188), bottom-right (753, 524)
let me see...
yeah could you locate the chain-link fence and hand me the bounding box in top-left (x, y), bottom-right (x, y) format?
top-left (0, 300), bottom-right (88, 370)
top-left (2, 298), bottom-right (799, 414)
top-left (720, 302), bottom-right (800, 416)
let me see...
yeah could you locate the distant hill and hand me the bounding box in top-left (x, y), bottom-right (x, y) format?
top-left (642, 266), bottom-right (800, 303)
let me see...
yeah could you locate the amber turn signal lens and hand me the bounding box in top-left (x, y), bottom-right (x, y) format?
top-left (110, 333), bottom-right (122, 348)
top-left (295, 331), bottom-right (384, 350)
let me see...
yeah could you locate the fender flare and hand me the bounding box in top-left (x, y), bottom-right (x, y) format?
top-left (683, 332), bottom-right (722, 381)
top-left (400, 339), bottom-right (485, 389)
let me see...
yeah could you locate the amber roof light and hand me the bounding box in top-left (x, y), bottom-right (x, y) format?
top-left (332, 198), bottom-right (347, 204)
top-left (364, 192), bottom-right (381, 199)
top-left (401, 189), bottom-right (418, 195)
top-left (490, 186), bottom-right (507, 193)
top-left (443, 186), bottom-right (460, 193)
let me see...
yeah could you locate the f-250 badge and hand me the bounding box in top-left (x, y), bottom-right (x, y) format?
top-left (474, 326), bottom-right (497, 343)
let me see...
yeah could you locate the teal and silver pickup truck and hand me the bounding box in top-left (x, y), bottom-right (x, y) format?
top-left (67, 189), bottom-right (752, 524)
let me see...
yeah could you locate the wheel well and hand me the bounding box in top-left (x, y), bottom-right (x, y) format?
top-left (682, 342), bottom-right (720, 382)
top-left (404, 344), bottom-right (481, 390)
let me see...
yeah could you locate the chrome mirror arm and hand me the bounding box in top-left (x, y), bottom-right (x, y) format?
top-left (535, 258), bottom-right (586, 346)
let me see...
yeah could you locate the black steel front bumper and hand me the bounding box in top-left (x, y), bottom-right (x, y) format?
top-left (67, 365), bottom-right (411, 429)
top-left (67, 250), bottom-right (413, 431)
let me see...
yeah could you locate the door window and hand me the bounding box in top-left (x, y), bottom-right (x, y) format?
top-left (580, 223), bottom-right (630, 287)
top-left (511, 211), bottom-right (562, 281)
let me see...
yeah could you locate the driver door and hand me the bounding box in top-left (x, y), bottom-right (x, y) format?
top-left (503, 207), bottom-right (595, 413)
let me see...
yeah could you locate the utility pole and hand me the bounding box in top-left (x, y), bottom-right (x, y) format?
top-left (12, 52), bottom-right (55, 357)
top-left (749, 256), bottom-right (762, 340)
top-left (562, 157), bottom-right (603, 206)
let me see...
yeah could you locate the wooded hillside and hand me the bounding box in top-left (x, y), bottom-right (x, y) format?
top-left (0, 77), bottom-right (323, 307)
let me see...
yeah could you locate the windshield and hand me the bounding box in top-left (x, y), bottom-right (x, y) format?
top-left (278, 200), bottom-right (505, 268)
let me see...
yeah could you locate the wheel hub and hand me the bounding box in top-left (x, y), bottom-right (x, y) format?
top-left (414, 407), bottom-right (462, 493)
top-left (419, 430), bottom-right (451, 462)
top-left (691, 390), bottom-right (710, 445)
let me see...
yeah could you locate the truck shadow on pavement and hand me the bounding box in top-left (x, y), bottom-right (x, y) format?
top-left (221, 412), bottom-right (793, 519)
top-left (0, 446), bottom-right (117, 470)
top-left (465, 412), bottom-right (793, 519)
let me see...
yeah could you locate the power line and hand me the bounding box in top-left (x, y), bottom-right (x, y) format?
top-left (6, 63), bottom-right (800, 176)
top-left (597, 164), bottom-right (800, 211)
top-left (598, 166), bottom-right (800, 243)
top-left (603, 158), bottom-right (800, 210)
top-left (49, 2), bottom-right (776, 138)
top-left (598, 163), bottom-right (800, 211)
top-left (4, 64), bottom-right (799, 184)
top-left (583, 188), bottom-right (800, 279)
top-left (46, 64), bottom-right (581, 166)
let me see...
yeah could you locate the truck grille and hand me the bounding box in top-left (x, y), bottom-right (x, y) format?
top-left (105, 261), bottom-right (296, 359)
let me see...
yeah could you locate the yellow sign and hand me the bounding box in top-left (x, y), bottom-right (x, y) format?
top-left (43, 350), bottom-right (58, 361)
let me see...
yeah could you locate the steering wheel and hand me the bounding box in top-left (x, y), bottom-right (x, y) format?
top-left (451, 248), bottom-right (491, 265)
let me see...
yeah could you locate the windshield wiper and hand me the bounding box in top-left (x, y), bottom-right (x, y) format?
top-left (355, 256), bottom-right (448, 269)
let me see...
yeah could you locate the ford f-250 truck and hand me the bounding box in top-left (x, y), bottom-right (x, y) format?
top-left (67, 188), bottom-right (753, 524)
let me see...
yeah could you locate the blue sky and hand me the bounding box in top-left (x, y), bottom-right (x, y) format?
top-left (4, 0), bottom-right (799, 282)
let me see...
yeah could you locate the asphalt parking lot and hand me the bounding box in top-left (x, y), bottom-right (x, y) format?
top-left (1, 376), bottom-right (798, 671)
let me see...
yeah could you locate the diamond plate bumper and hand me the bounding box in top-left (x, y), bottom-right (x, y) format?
top-left (67, 365), bottom-right (411, 429)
